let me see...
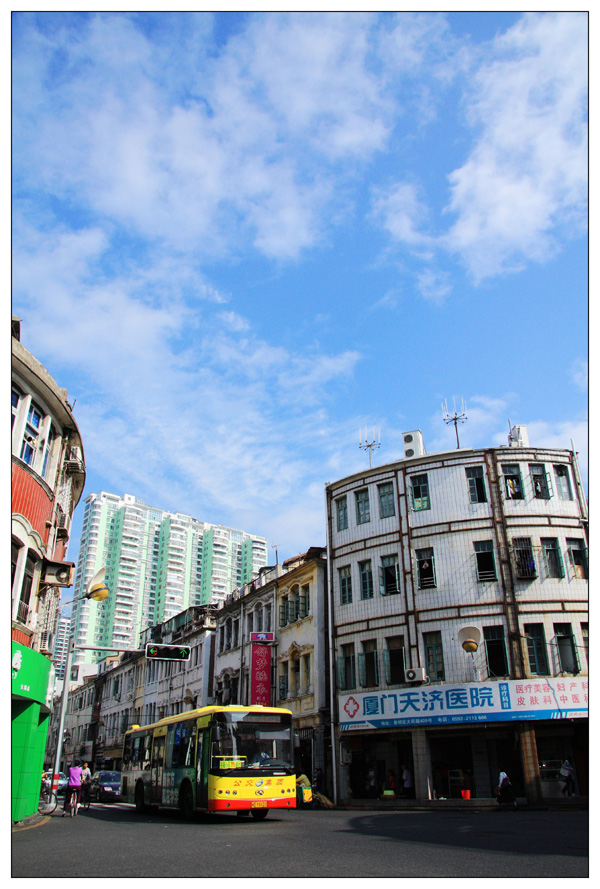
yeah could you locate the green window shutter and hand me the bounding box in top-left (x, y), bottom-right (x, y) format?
top-left (279, 604), bottom-right (287, 627)
top-left (358, 653), bottom-right (366, 687)
top-left (556, 544), bottom-right (565, 579)
top-left (378, 565), bottom-right (386, 595)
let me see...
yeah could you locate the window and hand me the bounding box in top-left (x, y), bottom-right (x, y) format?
top-left (410, 474), bottom-right (430, 511)
top-left (416, 548), bottom-right (436, 589)
top-left (303, 654), bottom-right (311, 693)
top-left (16, 550), bottom-right (38, 623)
top-left (502, 464), bottom-right (524, 500)
top-left (554, 465), bottom-right (573, 500)
top-left (524, 624), bottom-right (549, 675)
top-left (566, 539), bottom-right (588, 579)
top-left (279, 663), bottom-right (289, 699)
top-left (378, 482), bottom-right (395, 518)
top-left (359, 640), bottom-right (379, 687)
top-left (359, 560), bottom-right (374, 599)
top-left (474, 541), bottom-right (497, 582)
top-left (302, 584), bottom-right (310, 615)
top-left (384, 636), bottom-right (405, 684)
top-left (466, 466), bottom-right (487, 503)
top-left (423, 631), bottom-right (444, 680)
top-left (255, 606), bottom-right (263, 632)
top-left (11, 386), bottom-right (21, 429)
top-left (337, 643), bottom-right (356, 691)
top-left (530, 464), bottom-right (552, 500)
top-left (355, 489), bottom-right (370, 524)
top-left (292, 657), bottom-right (301, 696)
top-left (541, 538), bottom-right (565, 579)
top-left (513, 537), bottom-right (536, 579)
top-left (336, 496), bottom-right (348, 531)
top-left (339, 566), bottom-right (352, 605)
top-left (379, 555), bottom-right (400, 595)
top-left (553, 623), bottom-right (580, 674)
top-left (483, 626), bottom-right (509, 677)
top-left (581, 623), bottom-right (588, 666)
top-left (279, 596), bottom-right (289, 627)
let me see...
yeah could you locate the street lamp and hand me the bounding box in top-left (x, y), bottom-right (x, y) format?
top-left (50, 568), bottom-right (109, 793)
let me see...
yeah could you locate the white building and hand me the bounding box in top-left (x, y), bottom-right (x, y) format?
top-left (325, 427), bottom-right (588, 805)
top-left (70, 491), bottom-right (267, 668)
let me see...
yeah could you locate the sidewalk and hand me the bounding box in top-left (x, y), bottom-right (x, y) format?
top-left (343, 795), bottom-right (588, 812)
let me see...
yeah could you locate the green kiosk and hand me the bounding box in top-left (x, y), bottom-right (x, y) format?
top-left (12, 641), bottom-right (52, 822)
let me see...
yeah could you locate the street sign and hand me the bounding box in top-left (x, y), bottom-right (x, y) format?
top-left (250, 632), bottom-right (274, 643)
top-left (145, 643), bottom-right (191, 661)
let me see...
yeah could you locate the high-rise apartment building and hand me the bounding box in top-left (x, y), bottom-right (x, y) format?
top-left (70, 491), bottom-right (268, 666)
top-left (51, 615), bottom-right (71, 681)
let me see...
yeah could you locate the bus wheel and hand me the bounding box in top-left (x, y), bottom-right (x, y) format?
top-left (250, 809), bottom-right (268, 821)
top-left (135, 781), bottom-right (148, 814)
top-left (179, 781), bottom-right (195, 820)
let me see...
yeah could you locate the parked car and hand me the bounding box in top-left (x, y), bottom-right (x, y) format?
top-left (90, 771), bottom-right (122, 803)
top-left (56, 773), bottom-right (68, 795)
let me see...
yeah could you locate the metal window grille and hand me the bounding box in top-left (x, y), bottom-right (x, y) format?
top-left (416, 549), bottom-right (436, 589)
top-left (474, 541), bottom-right (497, 582)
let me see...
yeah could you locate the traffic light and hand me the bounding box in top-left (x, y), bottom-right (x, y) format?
top-left (145, 643), bottom-right (191, 662)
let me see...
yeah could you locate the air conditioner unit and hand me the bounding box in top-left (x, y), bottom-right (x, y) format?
top-left (42, 559), bottom-right (76, 586)
top-left (402, 430), bottom-right (425, 460)
top-left (406, 667), bottom-right (427, 683)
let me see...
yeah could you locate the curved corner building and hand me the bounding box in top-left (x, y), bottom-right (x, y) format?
top-left (11, 318), bottom-right (86, 822)
top-left (325, 426), bottom-right (588, 805)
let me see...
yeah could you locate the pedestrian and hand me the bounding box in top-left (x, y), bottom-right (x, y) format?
top-left (313, 767), bottom-right (324, 793)
top-left (81, 761), bottom-right (92, 806)
top-left (63, 760), bottom-right (83, 814)
top-left (496, 770), bottom-right (517, 808)
top-left (560, 759), bottom-right (575, 796)
top-left (387, 770), bottom-right (397, 793)
top-left (366, 766), bottom-right (377, 798)
top-left (401, 764), bottom-right (413, 798)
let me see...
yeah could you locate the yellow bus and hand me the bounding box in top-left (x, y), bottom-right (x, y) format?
top-left (121, 705), bottom-right (296, 820)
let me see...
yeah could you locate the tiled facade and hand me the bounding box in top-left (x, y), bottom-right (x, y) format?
top-left (326, 429), bottom-right (588, 804)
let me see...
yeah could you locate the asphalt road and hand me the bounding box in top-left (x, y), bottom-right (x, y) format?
top-left (12, 803), bottom-right (588, 879)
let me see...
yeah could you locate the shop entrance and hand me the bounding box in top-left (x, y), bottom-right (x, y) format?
top-left (430, 734), bottom-right (474, 799)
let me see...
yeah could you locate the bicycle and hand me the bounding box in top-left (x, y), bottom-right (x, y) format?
top-left (63, 787), bottom-right (80, 817)
top-left (38, 786), bottom-right (58, 815)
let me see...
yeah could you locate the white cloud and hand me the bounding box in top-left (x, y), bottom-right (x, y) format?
top-left (444, 12), bottom-right (588, 281)
top-left (569, 359), bottom-right (588, 392)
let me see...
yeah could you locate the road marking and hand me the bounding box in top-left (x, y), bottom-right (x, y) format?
top-left (12, 816), bottom-right (50, 832)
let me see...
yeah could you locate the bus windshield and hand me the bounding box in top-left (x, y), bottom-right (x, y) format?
top-left (212, 712), bottom-right (293, 771)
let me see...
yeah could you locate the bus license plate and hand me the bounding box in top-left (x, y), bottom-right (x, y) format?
top-left (251, 801), bottom-right (267, 808)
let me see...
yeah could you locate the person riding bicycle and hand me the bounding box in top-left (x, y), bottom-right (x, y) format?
top-left (81, 762), bottom-right (92, 806)
top-left (63, 760), bottom-right (83, 814)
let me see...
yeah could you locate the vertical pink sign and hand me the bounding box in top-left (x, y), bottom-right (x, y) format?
top-left (251, 644), bottom-right (271, 705)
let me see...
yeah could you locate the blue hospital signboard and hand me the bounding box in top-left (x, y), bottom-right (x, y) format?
top-left (339, 678), bottom-right (588, 731)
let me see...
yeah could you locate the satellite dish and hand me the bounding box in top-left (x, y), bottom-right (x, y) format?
top-left (458, 626), bottom-right (481, 653)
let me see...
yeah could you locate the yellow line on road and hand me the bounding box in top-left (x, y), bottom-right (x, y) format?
top-left (12, 816), bottom-right (50, 832)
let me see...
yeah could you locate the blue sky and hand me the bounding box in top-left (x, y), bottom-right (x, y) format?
top-left (12, 10), bottom-right (588, 566)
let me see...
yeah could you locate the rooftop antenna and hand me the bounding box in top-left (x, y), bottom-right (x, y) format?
top-left (359, 426), bottom-right (380, 468)
top-left (272, 544), bottom-right (279, 565)
top-left (442, 398), bottom-right (467, 449)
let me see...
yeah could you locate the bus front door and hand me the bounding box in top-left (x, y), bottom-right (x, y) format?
top-left (196, 729), bottom-right (209, 809)
top-left (151, 733), bottom-right (166, 805)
